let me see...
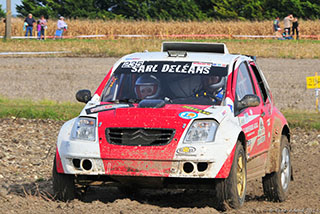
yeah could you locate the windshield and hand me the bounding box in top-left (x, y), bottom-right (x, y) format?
top-left (101, 61), bottom-right (228, 106)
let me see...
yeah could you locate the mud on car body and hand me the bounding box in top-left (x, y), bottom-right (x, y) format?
top-left (53, 42), bottom-right (292, 209)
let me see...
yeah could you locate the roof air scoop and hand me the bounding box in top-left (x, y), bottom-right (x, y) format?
top-left (162, 42), bottom-right (229, 54)
top-left (167, 50), bottom-right (187, 57)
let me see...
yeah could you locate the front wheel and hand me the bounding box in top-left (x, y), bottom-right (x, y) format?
top-left (52, 156), bottom-right (75, 201)
top-left (262, 135), bottom-right (291, 201)
top-left (214, 142), bottom-right (247, 210)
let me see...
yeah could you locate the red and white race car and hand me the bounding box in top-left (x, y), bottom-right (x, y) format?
top-left (53, 42), bottom-right (292, 209)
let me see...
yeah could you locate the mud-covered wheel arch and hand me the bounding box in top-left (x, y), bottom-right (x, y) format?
top-left (213, 141), bottom-right (247, 210)
top-left (52, 156), bottom-right (76, 201)
top-left (262, 134), bottom-right (292, 202)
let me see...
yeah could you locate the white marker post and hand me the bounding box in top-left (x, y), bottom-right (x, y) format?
top-left (306, 72), bottom-right (320, 112)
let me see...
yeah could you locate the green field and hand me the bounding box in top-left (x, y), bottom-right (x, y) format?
top-left (1, 38), bottom-right (320, 59)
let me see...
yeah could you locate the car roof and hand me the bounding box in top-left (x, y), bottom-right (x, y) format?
top-left (121, 51), bottom-right (237, 65)
top-left (114, 42), bottom-right (252, 74)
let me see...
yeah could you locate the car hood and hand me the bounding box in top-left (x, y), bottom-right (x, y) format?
top-left (83, 103), bottom-right (231, 127)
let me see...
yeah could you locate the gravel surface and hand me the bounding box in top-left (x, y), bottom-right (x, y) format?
top-left (0, 58), bottom-right (320, 213)
top-left (0, 57), bottom-right (320, 110)
top-left (0, 118), bottom-right (319, 213)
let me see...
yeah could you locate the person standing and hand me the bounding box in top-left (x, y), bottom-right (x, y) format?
top-left (273, 17), bottom-right (280, 32)
top-left (54, 16), bottom-right (67, 39)
top-left (24, 13), bottom-right (36, 37)
top-left (292, 17), bottom-right (299, 40)
top-left (283, 14), bottom-right (293, 36)
top-left (36, 20), bottom-right (41, 39)
top-left (39, 15), bottom-right (47, 40)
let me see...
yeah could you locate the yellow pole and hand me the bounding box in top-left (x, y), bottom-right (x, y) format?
top-left (316, 72), bottom-right (319, 112)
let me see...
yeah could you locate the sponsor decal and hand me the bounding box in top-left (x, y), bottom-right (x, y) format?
top-left (212, 63), bottom-right (227, 67)
top-left (257, 118), bottom-right (266, 145)
top-left (222, 110), bottom-right (227, 116)
top-left (130, 62), bottom-right (210, 74)
top-left (267, 118), bottom-right (271, 126)
top-left (176, 146), bottom-right (196, 154)
top-left (86, 104), bottom-right (132, 114)
top-left (121, 61), bottom-right (144, 69)
top-left (228, 104), bottom-right (233, 112)
top-left (179, 111), bottom-right (198, 119)
top-left (243, 122), bottom-right (258, 133)
top-left (239, 114), bottom-right (260, 126)
top-left (182, 106), bottom-right (211, 115)
top-left (257, 135), bottom-right (265, 145)
top-left (109, 77), bottom-right (117, 88)
top-left (125, 57), bottom-right (141, 61)
top-left (247, 136), bottom-right (257, 154)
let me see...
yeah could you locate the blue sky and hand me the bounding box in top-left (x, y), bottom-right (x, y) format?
top-left (0, 0), bottom-right (22, 15)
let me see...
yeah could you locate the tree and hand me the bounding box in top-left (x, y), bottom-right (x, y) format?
top-left (16, 0), bottom-right (118, 19)
top-left (110, 0), bottom-right (206, 20)
top-left (0, 4), bottom-right (6, 18)
top-left (14, 0), bottom-right (320, 20)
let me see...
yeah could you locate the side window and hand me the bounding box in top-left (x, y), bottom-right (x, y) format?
top-left (235, 62), bottom-right (256, 101)
top-left (249, 63), bottom-right (269, 103)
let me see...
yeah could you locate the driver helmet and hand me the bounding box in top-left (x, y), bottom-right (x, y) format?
top-left (135, 74), bottom-right (160, 99)
top-left (204, 75), bottom-right (226, 92)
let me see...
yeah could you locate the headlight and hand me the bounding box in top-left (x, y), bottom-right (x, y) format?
top-left (71, 117), bottom-right (96, 141)
top-left (183, 120), bottom-right (218, 143)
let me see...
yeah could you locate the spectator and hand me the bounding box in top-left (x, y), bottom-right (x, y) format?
top-left (275, 28), bottom-right (282, 40)
top-left (39, 15), bottom-right (47, 40)
top-left (54, 16), bottom-right (67, 39)
top-left (273, 17), bottom-right (280, 32)
top-left (292, 17), bottom-right (299, 40)
top-left (283, 14), bottom-right (293, 36)
top-left (281, 29), bottom-right (293, 40)
top-left (37, 20), bottom-right (41, 40)
top-left (24, 13), bottom-right (36, 37)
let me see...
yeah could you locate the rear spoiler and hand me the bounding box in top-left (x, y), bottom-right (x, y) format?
top-left (162, 42), bottom-right (229, 54)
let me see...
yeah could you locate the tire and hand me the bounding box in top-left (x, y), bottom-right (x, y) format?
top-left (52, 156), bottom-right (75, 201)
top-left (262, 135), bottom-right (291, 202)
top-left (214, 142), bottom-right (247, 210)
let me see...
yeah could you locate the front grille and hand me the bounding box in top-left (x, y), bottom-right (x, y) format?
top-left (105, 128), bottom-right (175, 146)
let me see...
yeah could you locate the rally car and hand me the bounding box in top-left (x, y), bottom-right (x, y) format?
top-left (53, 42), bottom-right (292, 209)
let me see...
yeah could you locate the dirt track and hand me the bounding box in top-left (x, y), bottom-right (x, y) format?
top-left (0, 58), bottom-right (320, 213)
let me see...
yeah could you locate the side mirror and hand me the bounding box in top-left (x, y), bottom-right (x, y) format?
top-left (237, 94), bottom-right (260, 110)
top-left (76, 89), bottom-right (92, 103)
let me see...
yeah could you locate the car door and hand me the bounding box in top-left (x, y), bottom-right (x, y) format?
top-left (247, 61), bottom-right (273, 165)
top-left (233, 61), bottom-right (267, 180)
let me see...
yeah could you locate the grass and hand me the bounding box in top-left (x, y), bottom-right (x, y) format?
top-left (283, 110), bottom-right (320, 130)
top-left (1, 38), bottom-right (320, 58)
top-left (1, 97), bottom-right (320, 130)
top-left (0, 97), bottom-right (83, 121)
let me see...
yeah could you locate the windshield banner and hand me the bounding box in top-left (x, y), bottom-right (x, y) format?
top-left (119, 61), bottom-right (228, 75)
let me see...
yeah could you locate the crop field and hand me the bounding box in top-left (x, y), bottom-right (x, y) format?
top-left (1, 18), bottom-right (320, 37)
top-left (1, 19), bottom-right (320, 58)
